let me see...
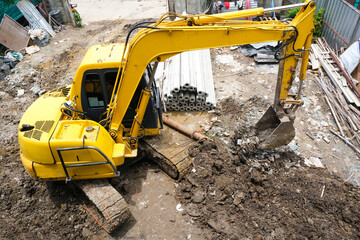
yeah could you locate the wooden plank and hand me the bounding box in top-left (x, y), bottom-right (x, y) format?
top-left (0, 14), bottom-right (30, 51)
top-left (313, 44), bottom-right (360, 107)
top-left (309, 52), bottom-right (319, 70)
top-left (349, 104), bottom-right (360, 117)
top-left (324, 94), bottom-right (345, 136)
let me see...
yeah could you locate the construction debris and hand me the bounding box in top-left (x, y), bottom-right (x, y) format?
top-left (29, 29), bottom-right (50, 47)
top-left (0, 14), bottom-right (30, 52)
top-left (16, 0), bottom-right (56, 37)
top-left (25, 45), bottom-right (40, 54)
top-left (309, 51), bottom-right (320, 70)
top-left (312, 38), bottom-right (360, 107)
top-left (254, 53), bottom-right (278, 63)
top-left (0, 59), bottom-right (11, 80)
top-left (314, 38), bottom-right (360, 155)
top-left (340, 38), bottom-right (360, 76)
top-left (239, 41), bottom-right (280, 59)
top-left (156, 49), bottom-right (216, 111)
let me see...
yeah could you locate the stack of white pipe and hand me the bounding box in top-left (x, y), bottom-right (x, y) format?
top-left (156, 49), bottom-right (216, 112)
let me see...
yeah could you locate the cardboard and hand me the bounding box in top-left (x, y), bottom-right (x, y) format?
top-left (0, 14), bottom-right (30, 51)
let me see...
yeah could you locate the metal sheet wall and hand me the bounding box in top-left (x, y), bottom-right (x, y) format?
top-left (290, 0), bottom-right (360, 49)
top-left (0, 0), bottom-right (41, 21)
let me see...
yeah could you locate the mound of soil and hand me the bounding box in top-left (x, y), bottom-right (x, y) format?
top-left (176, 98), bottom-right (360, 240)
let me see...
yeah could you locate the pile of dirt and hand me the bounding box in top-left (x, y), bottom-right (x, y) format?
top-left (176, 98), bottom-right (360, 239)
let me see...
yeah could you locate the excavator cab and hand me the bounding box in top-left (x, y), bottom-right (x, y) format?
top-left (80, 65), bottom-right (163, 130)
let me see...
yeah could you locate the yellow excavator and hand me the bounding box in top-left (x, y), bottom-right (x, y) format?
top-left (18, 1), bottom-right (315, 181)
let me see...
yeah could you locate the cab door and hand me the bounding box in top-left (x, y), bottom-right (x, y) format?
top-left (81, 70), bottom-right (107, 122)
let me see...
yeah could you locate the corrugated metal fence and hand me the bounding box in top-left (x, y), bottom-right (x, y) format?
top-left (291, 0), bottom-right (360, 49)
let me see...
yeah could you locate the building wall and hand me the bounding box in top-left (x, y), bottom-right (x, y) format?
top-left (44, 0), bottom-right (74, 25)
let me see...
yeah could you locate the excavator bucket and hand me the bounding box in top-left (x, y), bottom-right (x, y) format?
top-left (255, 106), bottom-right (295, 150)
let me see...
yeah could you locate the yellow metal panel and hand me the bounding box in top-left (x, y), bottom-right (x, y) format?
top-left (50, 120), bottom-right (113, 160)
top-left (79, 44), bottom-right (124, 66)
top-left (22, 149), bottom-right (118, 181)
top-left (112, 143), bottom-right (125, 165)
top-left (33, 162), bottom-right (116, 181)
top-left (56, 123), bottom-right (84, 140)
top-left (18, 94), bottom-right (65, 164)
top-left (20, 152), bottom-right (36, 179)
top-left (69, 44), bottom-right (125, 112)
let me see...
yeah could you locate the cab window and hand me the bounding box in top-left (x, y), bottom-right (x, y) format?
top-left (84, 73), bottom-right (105, 108)
top-left (104, 71), bottom-right (118, 101)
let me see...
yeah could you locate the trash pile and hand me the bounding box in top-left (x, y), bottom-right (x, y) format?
top-left (311, 37), bottom-right (360, 155)
top-left (0, 51), bottom-right (23, 80)
top-left (0, 0), bottom-right (71, 80)
top-left (239, 41), bottom-right (281, 63)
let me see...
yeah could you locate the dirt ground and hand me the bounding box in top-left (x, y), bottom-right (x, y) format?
top-left (1, 5), bottom-right (360, 240)
top-left (177, 98), bottom-right (360, 239)
top-left (76, 0), bottom-right (167, 24)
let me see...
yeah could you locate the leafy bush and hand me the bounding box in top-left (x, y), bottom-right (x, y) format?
top-left (285, 7), bottom-right (300, 19)
top-left (285, 3), bottom-right (324, 38)
top-left (4, 0), bottom-right (16, 4)
top-left (313, 9), bottom-right (323, 37)
top-left (72, 11), bottom-right (83, 28)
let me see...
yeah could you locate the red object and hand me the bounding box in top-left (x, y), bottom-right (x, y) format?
top-left (224, 2), bottom-right (230, 9)
top-left (245, 0), bottom-right (252, 20)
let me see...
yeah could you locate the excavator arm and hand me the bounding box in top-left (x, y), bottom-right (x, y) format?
top-left (107, 0), bottom-right (315, 149)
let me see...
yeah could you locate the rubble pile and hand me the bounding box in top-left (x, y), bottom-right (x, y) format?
top-left (176, 98), bottom-right (360, 240)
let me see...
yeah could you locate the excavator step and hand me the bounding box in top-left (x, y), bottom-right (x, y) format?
top-left (76, 179), bottom-right (130, 232)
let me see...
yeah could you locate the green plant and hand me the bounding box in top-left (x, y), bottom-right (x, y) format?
top-left (285, 0), bottom-right (305, 18)
top-left (285, 3), bottom-right (324, 38)
top-left (284, 8), bottom-right (300, 19)
top-left (72, 11), bottom-right (83, 28)
top-left (4, 0), bottom-right (16, 4)
top-left (1, 0), bottom-right (16, 12)
top-left (313, 8), bottom-right (324, 37)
